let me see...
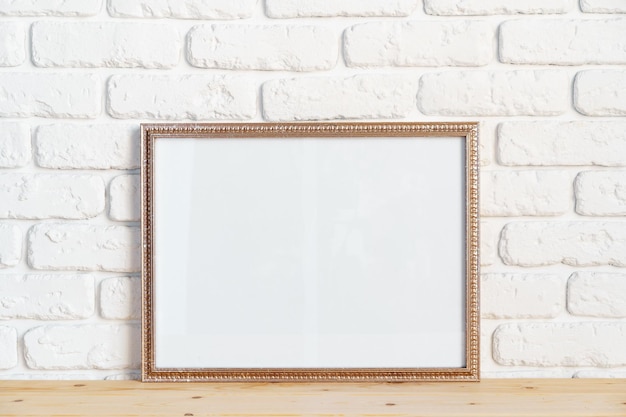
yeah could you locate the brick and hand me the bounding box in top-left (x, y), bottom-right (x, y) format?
top-left (574, 370), bottom-right (626, 378)
top-left (0, 22), bottom-right (25, 66)
top-left (480, 170), bottom-right (571, 216)
top-left (0, 224), bottom-right (21, 268)
top-left (499, 221), bottom-right (626, 267)
top-left (0, 123), bottom-right (30, 168)
top-left (27, 223), bottom-right (141, 272)
top-left (500, 19), bottom-right (626, 65)
top-left (107, 0), bottom-right (255, 19)
top-left (266, 0), bottom-right (418, 17)
top-left (480, 222), bottom-right (500, 266)
top-left (575, 70), bottom-right (626, 116)
top-left (0, 0), bottom-right (101, 16)
top-left (23, 324), bottom-right (140, 370)
top-left (188, 24), bottom-right (337, 71)
top-left (481, 370), bottom-right (575, 378)
top-left (0, 74), bottom-right (100, 118)
top-left (481, 273), bottom-right (564, 319)
top-left (104, 372), bottom-right (140, 380)
top-left (32, 22), bottom-right (180, 68)
top-left (109, 175), bottom-right (140, 222)
top-left (344, 21), bottom-right (492, 67)
top-left (0, 373), bottom-right (97, 380)
top-left (568, 272), bottom-right (626, 318)
top-left (424, 0), bottom-right (573, 15)
top-left (35, 124), bottom-right (139, 170)
top-left (575, 171), bottom-right (626, 215)
top-left (0, 274), bottom-right (94, 319)
top-left (100, 277), bottom-right (140, 320)
top-left (581, 0), bottom-right (626, 13)
top-left (0, 174), bottom-right (104, 219)
top-left (498, 121), bottom-right (626, 166)
top-left (262, 75), bottom-right (417, 121)
top-left (0, 326), bottom-right (17, 369)
top-left (493, 322), bottom-right (626, 366)
top-left (479, 121), bottom-right (496, 167)
top-left (418, 71), bottom-right (568, 116)
top-left (107, 75), bottom-right (255, 120)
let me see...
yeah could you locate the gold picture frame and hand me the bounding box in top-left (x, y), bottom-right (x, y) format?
top-left (141, 122), bottom-right (479, 382)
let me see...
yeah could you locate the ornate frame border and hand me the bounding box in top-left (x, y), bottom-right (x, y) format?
top-left (141, 122), bottom-right (479, 382)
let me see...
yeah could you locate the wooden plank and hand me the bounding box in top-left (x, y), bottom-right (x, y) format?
top-left (1, 379), bottom-right (625, 416)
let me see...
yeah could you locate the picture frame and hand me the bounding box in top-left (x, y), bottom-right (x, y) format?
top-left (141, 122), bottom-right (479, 382)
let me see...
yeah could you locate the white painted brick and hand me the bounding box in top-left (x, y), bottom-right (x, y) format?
top-left (0, 73), bottom-right (100, 118)
top-left (493, 322), bottom-right (626, 367)
top-left (262, 75), bottom-right (417, 121)
top-left (481, 273), bottom-right (564, 319)
top-left (100, 277), bottom-right (140, 320)
top-left (574, 370), bottom-right (626, 378)
top-left (482, 370), bottom-right (576, 378)
top-left (0, 326), bottom-right (17, 369)
top-left (499, 221), bottom-right (626, 267)
top-left (109, 175), bottom-right (139, 222)
top-left (0, 373), bottom-right (97, 380)
top-left (27, 223), bottom-right (141, 272)
top-left (480, 170), bottom-right (571, 216)
top-left (498, 121), bottom-right (626, 166)
top-left (266, 0), bottom-right (418, 17)
top-left (424, 0), bottom-right (573, 15)
top-left (32, 22), bottom-right (180, 69)
top-left (0, 0), bottom-right (101, 16)
top-left (418, 71), bottom-right (569, 116)
top-left (0, 174), bottom-right (105, 219)
top-left (500, 19), bottom-right (626, 65)
top-left (479, 121), bottom-right (496, 167)
top-left (576, 171), bottom-right (626, 215)
top-left (23, 324), bottom-right (140, 370)
top-left (105, 372), bottom-right (140, 380)
top-left (568, 272), bottom-right (626, 318)
top-left (344, 21), bottom-right (492, 67)
top-left (35, 124), bottom-right (139, 170)
top-left (575, 70), bottom-right (626, 116)
top-left (480, 222), bottom-right (500, 266)
top-left (108, 0), bottom-right (255, 19)
top-left (0, 22), bottom-right (25, 66)
top-left (0, 224), bottom-right (21, 268)
top-left (0, 123), bottom-right (30, 168)
top-left (107, 75), bottom-right (255, 120)
top-left (581, 0), bottom-right (626, 13)
top-left (0, 274), bottom-right (94, 319)
top-left (188, 24), bottom-right (337, 71)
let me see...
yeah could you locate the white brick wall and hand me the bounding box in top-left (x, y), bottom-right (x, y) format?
top-left (0, 174), bottom-right (105, 219)
top-left (0, 224), bottom-right (21, 268)
top-left (417, 71), bottom-right (569, 116)
top-left (1, 0), bottom-right (625, 380)
top-left (27, 224), bottom-right (141, 272)
top-left (423, 0), bottom-right (574, 15)
top-left (31, 22), bottom-right (181, 69)
top-left (0, 274), bottom-right (94, 319)
top-left (0, 22), bottom-right (25, 66)
top-left (343, 21), bottom-right (492, 67)
top-left (107, 75), bottom-right (256, 120)
top-left (567, 272), bottom-right (626, 317)
top-left (188, 25), bottom-right (338, 71)
top-left (500, 19), bottom-right (626, 64)
top-left (575, 70), bottom-right (626, 116)
top-left (0, 123), bottom-right (30, 168)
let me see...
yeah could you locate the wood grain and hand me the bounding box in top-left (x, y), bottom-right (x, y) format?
top-left (1, 379), bottom-right (625, 416)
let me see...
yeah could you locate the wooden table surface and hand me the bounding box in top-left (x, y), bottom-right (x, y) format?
top-left (2, 379), bottom-right (625, 416)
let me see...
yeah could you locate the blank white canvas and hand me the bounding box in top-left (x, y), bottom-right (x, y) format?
top-left (153, 136), bottom-right (465, 369)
